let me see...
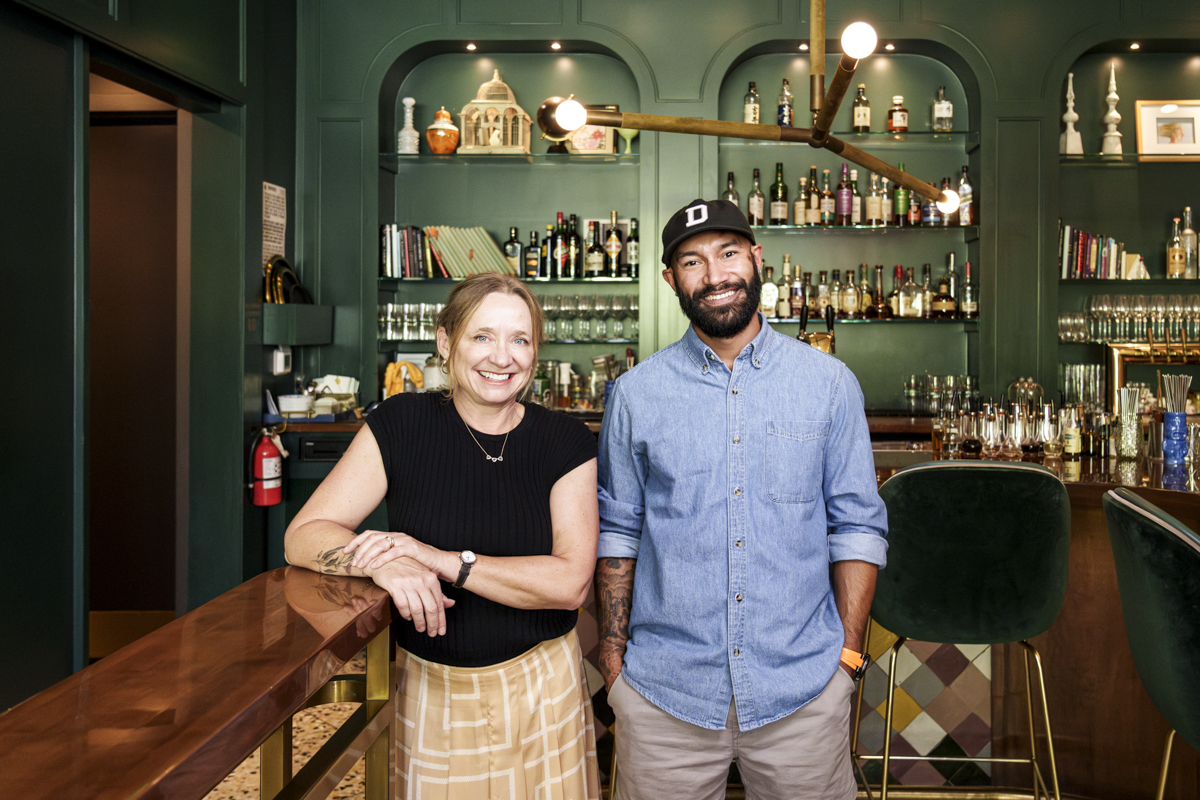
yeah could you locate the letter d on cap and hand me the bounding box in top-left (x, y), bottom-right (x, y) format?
top-left (685, 204), bottom-right (709, 227)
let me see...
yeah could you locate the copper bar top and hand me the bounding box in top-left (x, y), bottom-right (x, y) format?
top-left (0, 568), bottom-right (392, 800)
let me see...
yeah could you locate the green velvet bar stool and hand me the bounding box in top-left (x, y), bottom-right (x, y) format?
top-left (869, 461), bottom-right (1070, 800)
top-left (1102, 488), bottom-right (1200, 800)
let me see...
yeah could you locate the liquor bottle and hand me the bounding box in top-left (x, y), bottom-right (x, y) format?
top-left (1062, 406), bottom-right (1082, 461)
top-left (930, 274), bottom-right (957, 318)
top-left (770, 162), bottom-right (788, 225)
top-left (893, 161), bottom-right (910, 226)
top-left (625, 218), bottom-right (640, 279)
top-left (921, 264), bottom-right (933, 319)
top-left (820, 169), bottom-right (835, 226)
top-left (863, 265), bottom-right (894, 319)
top-left (888, 95), bottom-right (909, 132)
top-left (567, 214), bottom-right (583, 278)
top-left (761, 265), bottom-right (779, 316)
top-left (540, 223), bottom-right (554, 279)
top-left (840, 268), bottom-right (861, 318)
top-left (887, 265), bottom-right (903, 316)
top-left (524, 230), bottom-right (541, 278)
top-left (744, 81), bottom-right (760, 124)
top-left (933, 86), bottom-right (953, 132)
top-left (815, 270), bottom-right (831, 316)
top-left (551, 211), bottom-right (567, 278)
top-left (806, 166), bottom-right (821, 226)
top-left (957, 166), bottom-right (974, 226)
top-left (604, 211), bottom-right (624, 276)
top-left (802, 272), bottom-right (815, 313)
top-left (1168, 217), bottom-right (1186, 279)
top-left (777, 78), bottom-right (794, 127)
top-left (776, 258), bottom-right (793, 319)
top-left (852, 84), bottom-right (870, 132)
top-left (503, 226), bottom-right (522, 272)
top-left (864, 173), bottom-right (883, 226)
top-left (960, 260), bottom-right (979, 318)
top-left (946, 253), bottom-right (959, 305)
top-left (921, 188), bottom-right (942, 226)
top-left (585, 221), bottom-right (605, 277)
top-left (830, 270), bottom-right (843, 316)
top-left (899, 266), bottom-right (922, 318)
top-left (907, 176), bottom-right (922, 226)
top-left (880, 178), bottom-right (892, 226)
top-left (722, 172), bottom-right (740, 208)
top-left (789, 258), bottom-right (806, 318)
top-left (835, 164), bottom-right (852, 226)
top-left (940, 178), bottom-right (956, 226)
top-left (1183, 207), bottom-right (1198, 279)
top-left (859, 264), bottom-right (874, 315)
top-left (748, 168), bottom-right (765, 225)
top-left (795, 177), bottom-right (808, 226)
top-left (850, 169), bottom-right (863, 225)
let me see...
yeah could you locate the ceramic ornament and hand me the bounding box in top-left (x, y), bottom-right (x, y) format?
top-left (1101, 62), bottom-right (1123, 156)
top-left (1060, 72), bottom-right (1083, 155)
top-left (398, 97), bottom-right (420, 154)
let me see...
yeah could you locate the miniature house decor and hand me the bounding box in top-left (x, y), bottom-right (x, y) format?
top-left (457, 69), bottom-right (531, 154)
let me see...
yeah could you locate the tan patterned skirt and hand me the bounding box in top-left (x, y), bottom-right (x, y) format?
top-left (395, 630), bottom-right (600, 800)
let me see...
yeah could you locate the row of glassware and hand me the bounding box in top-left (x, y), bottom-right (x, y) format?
top-left (1058, 294), bottom-right (1200, 344)
top-left (377, 294), bottom-right (640, 343)
top-left (901, 374), bottom-right (979, 415)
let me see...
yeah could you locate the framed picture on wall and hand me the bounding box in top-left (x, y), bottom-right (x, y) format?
top-left (565, 105), bottom-right (618, 154)
top-left (1135, 100), bottom-right (1200, 160)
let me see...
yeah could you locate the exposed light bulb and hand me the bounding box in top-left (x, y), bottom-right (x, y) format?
top-left (799, 43), bottom-right (809, 51)
top-left (1130, 43), bottom-right (1140, 50)
top-left (841, 22), bottom-right (877, 60)
top-left (555, 98), bottom-right (588, 132)
top-left (936, 189), bottom-right (960, 215)
top-left (551, 42), bottom-right (562, 50)
top-left (466, 43), bottom-right (476, 51)
top-left (884, 43), bottom-right (895, 51)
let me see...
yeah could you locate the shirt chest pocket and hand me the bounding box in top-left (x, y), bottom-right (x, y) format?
top-left (765, 419), bottom-right (829, 503)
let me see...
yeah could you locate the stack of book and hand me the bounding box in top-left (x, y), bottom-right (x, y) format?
top-left (380, 224), bottom-right (515, 279)
top-left (1058, 219), bottom-right (1143, 279)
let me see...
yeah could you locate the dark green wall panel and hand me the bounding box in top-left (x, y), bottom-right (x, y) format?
top-left (460, 0), bottom-right (560, 25)
top-left (317, 0), bottom-right (442, 102)
top-left (0, 3), bottom-right (85, 708)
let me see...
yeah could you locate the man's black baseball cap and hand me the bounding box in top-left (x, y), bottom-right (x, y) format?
top-left (660, 198), bottom-right (756, 266)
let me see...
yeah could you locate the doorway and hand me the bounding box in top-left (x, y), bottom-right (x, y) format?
top-left (87, 73), bottom-right (188, 658)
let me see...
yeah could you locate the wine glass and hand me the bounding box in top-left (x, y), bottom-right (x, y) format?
top-left (540, 294), bottom-right (560, 342)
top-left (615, 127), bottom-right (639, 155)
top-left (1168, 294), bottom-right (1186, 341)
top-left (574, 295), bottom-right (594, 342)
top-left (628, 294), bottom-right (640, 339)
top-left (1111, 295), bottom-right (1130, 343)
top-left (1132, 295), bottom-right (1149, 342)
top-left (1151, 294), bottom-right (1167, 342)
top-left (610, 295), bottom-right (629, 340)
top-left (1187, 295), bottom-right (1200, 341)
top-left (592, 296), bottom-right (612, 341)
top-left (557, 294), bottom-right (578, 341)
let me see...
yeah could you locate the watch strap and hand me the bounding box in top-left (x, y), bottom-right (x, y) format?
top-left (840, 647), bottom-right (870, 681)
top-left (452, 555), bottom-right (473, 588)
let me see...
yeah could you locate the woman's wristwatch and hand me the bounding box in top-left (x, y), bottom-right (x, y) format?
top-left (840, 647), bottom-right (871, 682)
top-left (452, 550), bottom-right (477, 588)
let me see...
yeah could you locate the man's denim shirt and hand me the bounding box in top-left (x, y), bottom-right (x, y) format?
top-left (597, 315), bottom-right (888, 731)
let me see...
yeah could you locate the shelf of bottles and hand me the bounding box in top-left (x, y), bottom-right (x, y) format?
top-left (379, 153), bottom-right (640, 172)
top-left (719, 132), bottom-right (979, 149)
top-left (767, 317), bottom-right (978, 326)
top-left (749, 224), bottom-right (978, 235)
top-left (378, 276), bottom-right (638, 285)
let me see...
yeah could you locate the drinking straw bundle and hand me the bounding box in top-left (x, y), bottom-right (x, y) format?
top-left (1162, 374), bottom-right (1192, 414)
top-left (1117, 386), bottom-right (1141, 418)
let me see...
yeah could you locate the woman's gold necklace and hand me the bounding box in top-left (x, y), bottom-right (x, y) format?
top-left (464, 421), bottom-right (510, 463)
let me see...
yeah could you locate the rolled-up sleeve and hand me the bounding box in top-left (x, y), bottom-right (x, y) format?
top-left (597, 380), bottom-right (646, 559)
top-left (823, 365), bottom-right (889, 567)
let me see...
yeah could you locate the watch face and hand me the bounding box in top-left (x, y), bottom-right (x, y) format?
top-left (461, 550), bottom-right (477, 564)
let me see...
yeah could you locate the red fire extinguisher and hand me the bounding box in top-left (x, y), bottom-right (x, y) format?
top-left (251, 430), bottom-right (284, 506)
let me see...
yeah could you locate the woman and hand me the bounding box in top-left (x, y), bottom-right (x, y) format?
top-left (285, 274), bottom-right (600, 800)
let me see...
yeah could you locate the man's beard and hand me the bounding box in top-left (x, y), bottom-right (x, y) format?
top-left (675, 267), bottom-right (763, 339)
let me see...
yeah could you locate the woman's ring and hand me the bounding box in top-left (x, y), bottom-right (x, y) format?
top-left (386, 536), bottom-right (396, 549)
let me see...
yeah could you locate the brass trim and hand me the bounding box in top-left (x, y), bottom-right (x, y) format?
top-left (1155, 729), bottom-right (1176, 800)
top-left (260, 717), bottom-right (293, 800)
top-left (1105, 342), bottom-right (1200, 411)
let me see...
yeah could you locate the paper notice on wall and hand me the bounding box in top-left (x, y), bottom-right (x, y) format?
top-left (262, 182), bottom-right (287, 274)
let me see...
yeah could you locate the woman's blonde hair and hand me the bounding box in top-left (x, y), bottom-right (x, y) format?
top-left (436, 274), bottom-right (544, 398)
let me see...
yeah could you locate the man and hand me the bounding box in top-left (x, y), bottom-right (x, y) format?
top-left (595, 198), bottom-right (888, 800)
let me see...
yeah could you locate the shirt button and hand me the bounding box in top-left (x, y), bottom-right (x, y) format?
top-left (736, 540), bottom-right (743, 547)
top-left (703, 365), bottom-right (708, 372)
top-left (733, 436), bottom-right (740, 444)
top-left (732, 387), bottom-right (739, 394)
top-left (736, 593), bottom-right (743, 602)
top-left (734, 649), bottom-right (741, 657)
top-left (734, 488), bottom-right (741, 496)
top-left (754, 359), bottom-right (760, 366)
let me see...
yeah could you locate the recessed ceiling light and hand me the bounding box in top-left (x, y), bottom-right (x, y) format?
top-left (799, 43), bottom-right (809, 51)
top-left (884, 43), bottom-right (895, 51)
top-left (1130, 43), bottom-right (1140, 50)
top-left (466, 43), bottom-right (476, 51)
top-left (551, 42), bottom-right (561, 50)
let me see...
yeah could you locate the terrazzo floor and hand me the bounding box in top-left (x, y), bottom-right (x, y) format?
top-left (203, 652), bottom-right (368, 800)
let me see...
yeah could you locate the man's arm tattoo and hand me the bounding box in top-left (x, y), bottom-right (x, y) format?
top-left (316, 547), bottom-right (356, 575)
top-left (595, 557), bottom-right (635, 644)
